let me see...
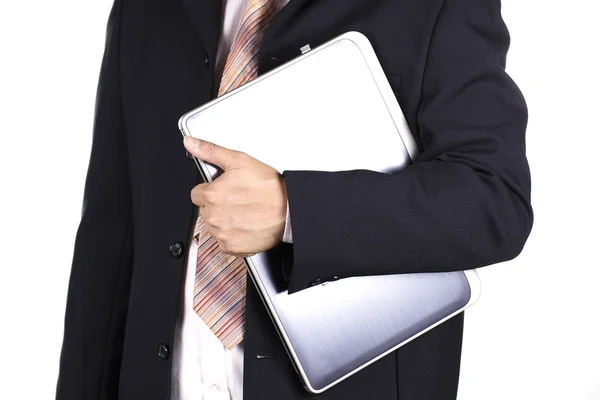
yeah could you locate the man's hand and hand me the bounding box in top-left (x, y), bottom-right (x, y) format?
top-left (183, 136), bottom-right (287, 257)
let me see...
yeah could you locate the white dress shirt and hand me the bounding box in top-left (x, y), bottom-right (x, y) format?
top-left (170, 1), bottom-right (291, 399)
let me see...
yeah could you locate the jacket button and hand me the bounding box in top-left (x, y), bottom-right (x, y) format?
top-left (170, 241), bottom-right (184, 258)
top-left (329, 275), bottom-right (340, 281)
top-left (309, 277), bottom-right (322, 286)
top-left (204, 54), bottom-right (210, 69)
top-left (157, 343), bottom-right (170, 360)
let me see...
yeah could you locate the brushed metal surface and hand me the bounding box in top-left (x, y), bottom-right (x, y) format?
top-left (179, 31), bottom-right (479, 393)
top-left (250, 250), bottom-right (471, 391)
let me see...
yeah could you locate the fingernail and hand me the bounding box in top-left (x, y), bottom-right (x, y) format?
top-left (184, 136), bottom-right (201, 148)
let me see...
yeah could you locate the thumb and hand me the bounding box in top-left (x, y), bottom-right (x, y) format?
top-left (183, 136), bottom-right (240, 171)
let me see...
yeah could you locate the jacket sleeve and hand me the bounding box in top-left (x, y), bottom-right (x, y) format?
top-left (282, 0), bottom-right (533, 295)
top-left (56, 0), bottom-right (133, 398)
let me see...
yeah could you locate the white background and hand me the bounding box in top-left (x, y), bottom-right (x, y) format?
top-left (0, 0), bottom-right (598, 399)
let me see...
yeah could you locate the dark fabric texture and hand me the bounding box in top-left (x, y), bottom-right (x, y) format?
top-left (55, 0), bottom-right (532, 399)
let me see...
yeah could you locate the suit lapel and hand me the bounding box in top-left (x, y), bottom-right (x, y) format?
top-left (181, 0), bottom-right (222, 62)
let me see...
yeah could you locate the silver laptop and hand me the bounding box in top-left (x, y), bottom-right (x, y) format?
top-left (178, 31), bottom-right (481, 394)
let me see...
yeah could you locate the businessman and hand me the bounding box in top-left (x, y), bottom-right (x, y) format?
top-left (56, 0), bottom-right (533, 399)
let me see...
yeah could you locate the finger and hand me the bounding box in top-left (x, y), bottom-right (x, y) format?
top-left (217, 242), bottom-right (253, 258)
top-left (183, 136), bottom-right (241, 171)
top-left (191, 182), bottom-right (210, 207)
top-left (212, 234), bottom-right (255, 257)
top-left (212, 237), bottom-right (226, 252)
top-left (198, 204), bottom-right (211, 224)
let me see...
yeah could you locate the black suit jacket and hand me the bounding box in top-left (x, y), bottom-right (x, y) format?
top-left (56, 0), bottom-right (532, 399)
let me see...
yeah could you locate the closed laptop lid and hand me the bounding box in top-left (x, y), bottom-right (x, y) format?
top-left (179, 31), bottom-right (480, 393)
top-left (179, 31), bottom-right (418, 178)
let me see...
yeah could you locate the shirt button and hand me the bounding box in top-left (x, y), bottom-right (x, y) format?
top-left (157, 343), bottom-right (170, 360)
top-left (210, 383), bottom-right (221, 392)
top-left (170, 241), bottom-right (184, 258)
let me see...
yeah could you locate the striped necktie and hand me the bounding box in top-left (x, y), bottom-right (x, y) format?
top-left (192, 0), bottom-right (277, 350)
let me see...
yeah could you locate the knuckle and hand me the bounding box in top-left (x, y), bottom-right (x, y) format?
top-left (206, 224), bottom-right (217, 236)
top-left (225, 243), bottom-right (240, 255)
top-left (234, 151), bottom-right (251, 166)
top-left (218, 242), bottom-right (230, 254)
top-left (233, 150), bottom-right (246, 161)
top-left (204, 187), bottom-right (219, 204)
top-left (201, 213), bottom-right (215, 228)
top-left (209, 227), bottom-right (222, 240)
top-left (228, 243), bottom-right (249, 257)
top-left (209, 215), bottom-right (222, 228)
top-left (205, 215), bottom-right (218, 228)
